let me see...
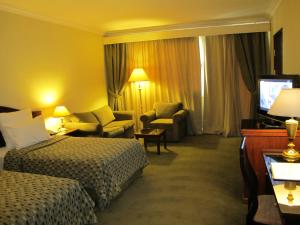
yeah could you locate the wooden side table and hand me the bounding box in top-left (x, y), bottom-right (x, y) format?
top-left (134, 129), bottom-right (167, 155)
top-left (51, 128), bottom-right (79, 136)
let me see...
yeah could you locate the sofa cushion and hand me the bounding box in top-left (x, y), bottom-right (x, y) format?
top-left (64, 122), bottom-right (99, 132)
top-left (70, 112), bottom-right (99, 123)
top-left (93, 106), bottom-right (115, 126)
top-left (154, 103), bottom-right (181, 118)
top-left (103, 127), bottom-right (124, 138)
top-left (105, 120), bottom-right (134, 130)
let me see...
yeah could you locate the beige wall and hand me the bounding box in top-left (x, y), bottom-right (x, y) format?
top-left (0, 10), bottom-right (107, 116)
top-left (271, 0), bottom-right (300, 74)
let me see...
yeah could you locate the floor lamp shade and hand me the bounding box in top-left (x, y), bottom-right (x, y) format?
top-left (268, 88), bottom-right (300, 161)
top-left (128, 68), bottom-right (149, 82)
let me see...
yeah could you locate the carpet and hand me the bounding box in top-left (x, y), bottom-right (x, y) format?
top-left (96, 135), bottom-right (247, 225)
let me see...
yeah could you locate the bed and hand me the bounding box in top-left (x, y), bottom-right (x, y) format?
top-left (0, 106), bottom-right (148, 209)
top-left (0, 170), bottom-right (97, 225)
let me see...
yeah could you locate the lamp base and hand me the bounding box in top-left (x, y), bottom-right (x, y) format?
top-left (282, 141), bottom-right (300, 162)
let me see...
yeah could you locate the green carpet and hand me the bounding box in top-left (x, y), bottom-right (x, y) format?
top-left (96, 135), bottom-right (247, 225)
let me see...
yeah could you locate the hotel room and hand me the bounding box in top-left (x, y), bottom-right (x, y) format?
top-left (1, 0), bottom-right (300, 225)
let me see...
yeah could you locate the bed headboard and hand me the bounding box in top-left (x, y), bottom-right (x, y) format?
top-left (0, 106), bottom-right (41, 117)
top-left (0, 106), bottom-right (42, 147)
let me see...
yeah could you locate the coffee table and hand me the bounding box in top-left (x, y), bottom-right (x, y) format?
top-left (134, 128), bottom-right (167, 155)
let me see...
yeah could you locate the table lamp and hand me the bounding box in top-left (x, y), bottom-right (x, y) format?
top-left (53, 105), bottom-right (70, 131)
top-left (268, 88), bottom-right (300, 161)
top-left (128, 68), bottom-right (149, 113)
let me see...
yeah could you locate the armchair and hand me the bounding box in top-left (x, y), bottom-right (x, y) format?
top-left (140, 102), bottom-right (188, 142)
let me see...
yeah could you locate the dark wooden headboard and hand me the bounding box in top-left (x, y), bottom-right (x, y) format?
top-left (0, 106), bottom-right (42, 147)
top-left (0, 106), bottom-right (41, 117)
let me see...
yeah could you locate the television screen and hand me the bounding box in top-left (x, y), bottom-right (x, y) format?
top-left (259, 79), bottom-right (293, 111)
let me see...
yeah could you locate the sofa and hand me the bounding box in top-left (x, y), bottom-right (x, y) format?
top-left (65, 105), bottom-right (134, 138)
top-left (140, 102), bottom-right (188, 142)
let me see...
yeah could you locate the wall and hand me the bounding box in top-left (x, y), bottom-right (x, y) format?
top-left (0, 10), bottom-right (107, 116)
top-left (271, 0), bottom-right (300, 74)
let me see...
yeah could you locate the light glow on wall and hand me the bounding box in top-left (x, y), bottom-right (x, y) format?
top-left (30, 75), bottom-right (64, 107)
top-left (41, 90), bottom-right (58, 105)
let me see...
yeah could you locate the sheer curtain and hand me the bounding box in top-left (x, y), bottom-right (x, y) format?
top-left (122, 37), bottom-right (202, 134)
top-left (203, 35), bottom-right (242, 136)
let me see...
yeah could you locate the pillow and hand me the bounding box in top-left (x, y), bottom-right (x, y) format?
top-left (2, 115), bottom-right (50, 150)
top-left (93, 106), bottom-right (115, 126)
top-left (154, 103), bottom-right (181, 118)
top-left (0, 108), bottom-right (33, 149)
top-left (72, 112), bottom-right (99, 123)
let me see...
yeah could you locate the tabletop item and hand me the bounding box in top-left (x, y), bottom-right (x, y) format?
top-left (268, 88), bottom-right (300, 161)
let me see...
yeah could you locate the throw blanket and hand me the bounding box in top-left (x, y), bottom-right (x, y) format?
top-left (0, 171), bottom-right (96, 225)
top-left (4, 136), bottom-right (148, 209)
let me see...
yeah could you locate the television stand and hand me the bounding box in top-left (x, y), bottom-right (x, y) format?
top-left (257, 114), bottom-right (285, 128)
top-left (260, 122), bottom-right (283, 129)
top-left (241, 119), bottom-right (284, 129)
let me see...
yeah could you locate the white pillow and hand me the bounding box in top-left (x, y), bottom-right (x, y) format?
top-left (3, 115), bottom-right (50, 150)
top-left (0, 109), bottom-right (33, 150)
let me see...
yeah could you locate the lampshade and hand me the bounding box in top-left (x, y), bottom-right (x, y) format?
top-left (268, 88), bottom-right (300, 117)
top-left (53, 105), bottom-right (70, 117)
top-left (128, 68), bottom-right (149, 82)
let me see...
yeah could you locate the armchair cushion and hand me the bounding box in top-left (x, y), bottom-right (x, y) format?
top-left (150, 119), bottom-right (173, 125)
top-left (154, 102), bottom-right (182, 118)
top-left (172, 109), bottom-right (188, 122)
top-left (93, 105), bottom-right (115, 126)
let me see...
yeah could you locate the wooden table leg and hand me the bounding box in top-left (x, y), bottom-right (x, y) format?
top-left (157, 137), bottom-right (161, 155)
top-left (144, 138), bottom-right (148, 150)
top-left (163, 132), bottom-right (167, 149)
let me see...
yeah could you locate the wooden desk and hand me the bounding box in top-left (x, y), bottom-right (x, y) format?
top-left (241, 128), bottom-right (300, 193)
top-left (263, 153), bottom-right (300, 224)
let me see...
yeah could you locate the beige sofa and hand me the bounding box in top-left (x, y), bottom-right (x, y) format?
top-left (140, 102), bottom-right (188, 142)
top-left (65, 105), bottom-right (134, 138)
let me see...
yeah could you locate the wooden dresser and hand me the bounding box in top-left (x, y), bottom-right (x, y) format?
top-left (241, 119), bottom-right (300, 194)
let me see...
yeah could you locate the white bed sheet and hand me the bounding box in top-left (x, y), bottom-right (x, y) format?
top-left (0, 147), bottom-right (9, 170)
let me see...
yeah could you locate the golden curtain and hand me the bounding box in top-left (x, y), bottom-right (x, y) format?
top-left (122, 37), bottom-right (202, 134)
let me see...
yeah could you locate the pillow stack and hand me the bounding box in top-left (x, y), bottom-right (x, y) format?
top-left (0, 109), bottom-right (50, 150)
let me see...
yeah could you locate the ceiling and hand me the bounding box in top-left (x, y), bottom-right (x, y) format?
top-left (0, 0), bottom-right (280, 34)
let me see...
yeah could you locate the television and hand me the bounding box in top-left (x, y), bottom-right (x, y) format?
top-left (258, 75), bottom-right (300, 125)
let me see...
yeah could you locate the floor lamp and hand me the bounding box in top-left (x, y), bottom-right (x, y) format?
top-left (128, 68), bottom-right (149, 128)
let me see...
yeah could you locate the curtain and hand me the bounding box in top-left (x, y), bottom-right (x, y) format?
top-left (104, 43), bottom-right (128, 110)
top-left (122, 37), bottom-right (202, 134)
top-left (203, 35), bottom-right (242, 136)
top-left (234, 32), bottom-right (270, 118)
